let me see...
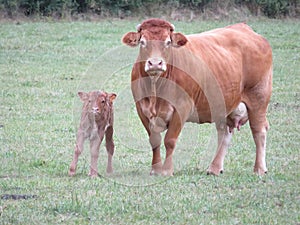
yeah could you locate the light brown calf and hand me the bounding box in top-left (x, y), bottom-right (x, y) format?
top-left (69, 91), bottom-right (117, 177)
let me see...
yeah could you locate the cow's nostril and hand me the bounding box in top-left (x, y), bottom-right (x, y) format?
top-left (145, 58), bottom-right (165, 73)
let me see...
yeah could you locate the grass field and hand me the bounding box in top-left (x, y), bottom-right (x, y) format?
top-left (0, 18), bottom-right (299, 224)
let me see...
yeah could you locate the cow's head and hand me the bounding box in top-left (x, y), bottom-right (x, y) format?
top-left (78, 91), bottom-right (116, 119)
top-left (122, 19), bottom-right (188, 77)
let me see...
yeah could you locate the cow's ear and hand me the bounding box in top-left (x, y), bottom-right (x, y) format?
top-left (108, 93), bottom-right (117, 103)
top-left (171, 32), bottom-right (188, 47)
top-left (78, 91), bottom-right (88, 102)
top-left (122, 32), bottom-right (141, 47)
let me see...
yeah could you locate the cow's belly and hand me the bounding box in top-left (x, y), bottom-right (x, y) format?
top-left (187, 108), bottom-right (212, 123)
top-left (187, 99), bottom-right (241, 124)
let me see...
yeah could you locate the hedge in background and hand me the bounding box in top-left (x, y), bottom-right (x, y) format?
top-left (0, 0), bottom-right (299, 18)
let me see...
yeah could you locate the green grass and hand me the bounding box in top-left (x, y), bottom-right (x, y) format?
top-left (0, 18), bottom-right (299, 224)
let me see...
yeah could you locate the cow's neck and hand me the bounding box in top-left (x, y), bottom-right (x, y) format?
top-left (148, 69), bottom-right (172, 118)
top-left (149, 75), bottom-right (159, 117)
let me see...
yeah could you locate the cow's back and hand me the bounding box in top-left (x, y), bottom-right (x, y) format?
top-left (186, 23), bottom-right (272, 88)
top-left (171, 23), bottom-right (272, 120)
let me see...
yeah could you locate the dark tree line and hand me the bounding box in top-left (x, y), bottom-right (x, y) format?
top-left (0, 0), bottom-right (299, 19)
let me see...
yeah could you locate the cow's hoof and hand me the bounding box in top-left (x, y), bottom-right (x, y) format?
top-left (150, 162), bottom-right (163, 176)
top-left (207, 165), bottom-right (223, 176)
top-left (161, 170), bottom-right (174, 177)
top-left (150, 169), bottom-right (161, 176)
top-left (161, 163), bottom-right (174, 176)
top-left (207, 171), bottom-right (219, 176)
top-left (254, 167), bottom-right (267, 176)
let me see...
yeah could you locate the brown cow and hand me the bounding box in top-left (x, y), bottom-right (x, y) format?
top-left (69, 91), bottom-right (117, 177)
top-left (122, 19), bottom-right (272, 176)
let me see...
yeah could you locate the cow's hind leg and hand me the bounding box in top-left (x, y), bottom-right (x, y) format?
top-left (105, 126), bottom-right (114, 174)
top-left (207, 121), bottom-right (233, 175)
top-left (248, 109), bottom-right (269, 175)
top-left (244, 73), bottom-right (271, 175)
top-left (69, 132), bottom-right (85, 176)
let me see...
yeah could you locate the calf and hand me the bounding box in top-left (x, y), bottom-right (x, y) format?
top-left (69, 90), bottom-right (117, 177)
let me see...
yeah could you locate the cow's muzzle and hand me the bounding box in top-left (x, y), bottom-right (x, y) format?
top-left (145, 57), bottom-right (166, 76)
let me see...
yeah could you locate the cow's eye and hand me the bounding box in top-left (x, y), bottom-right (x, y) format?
top-left (140, 39), bottom-right (146, 47)
top-left (165, 39), bottom-right (172, 48)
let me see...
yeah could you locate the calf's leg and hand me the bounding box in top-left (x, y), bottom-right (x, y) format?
top-left (105, 126), bottom-right (114, 174)
top-left (69, 132), bottom-right (85, 176)
top-left (89, 133), bottom-right (103, 178)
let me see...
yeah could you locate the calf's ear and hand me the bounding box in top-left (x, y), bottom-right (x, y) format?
top-left (171, 32), bottom-right (188, 47)
top-left (78, 92), bottom-right (88, 102)
top-left (108, 93), bottom-right (117, 103)
top-left (122, 32), bottom-right (141, 47)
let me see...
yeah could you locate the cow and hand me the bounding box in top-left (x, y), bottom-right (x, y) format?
top-left (69, 90), bottom-right (117, 177)
top-left (122, 18), bottom-right (272, 176)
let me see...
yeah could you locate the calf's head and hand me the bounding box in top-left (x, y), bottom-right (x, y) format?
top-left (78, 91), bottom-right (116, 119)
top-left (122, 19), bottom-right (188, 77)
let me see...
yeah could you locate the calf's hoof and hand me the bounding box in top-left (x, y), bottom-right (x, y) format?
top-left (68, 168), bottom-right (76, 177)
top-left (106, 169), bottom-right (113, 174)
top-left (88, 170), bottom-right (99, 178)
top-left (68, 171), bottom-right (76, 177)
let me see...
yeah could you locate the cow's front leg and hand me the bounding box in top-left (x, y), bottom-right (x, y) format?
top-left (149, 132), bottom-right (163, 175)
top-left (162, 136), bottom-right (176, 176)
top-left (162, 113), bottom-right (183, 176)
top-left (89, 133), bottom-right (103, 178)
top-left (207, 122), bottom-right (233, 175)
top-left (69, 131), bottom-right (85, 176)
